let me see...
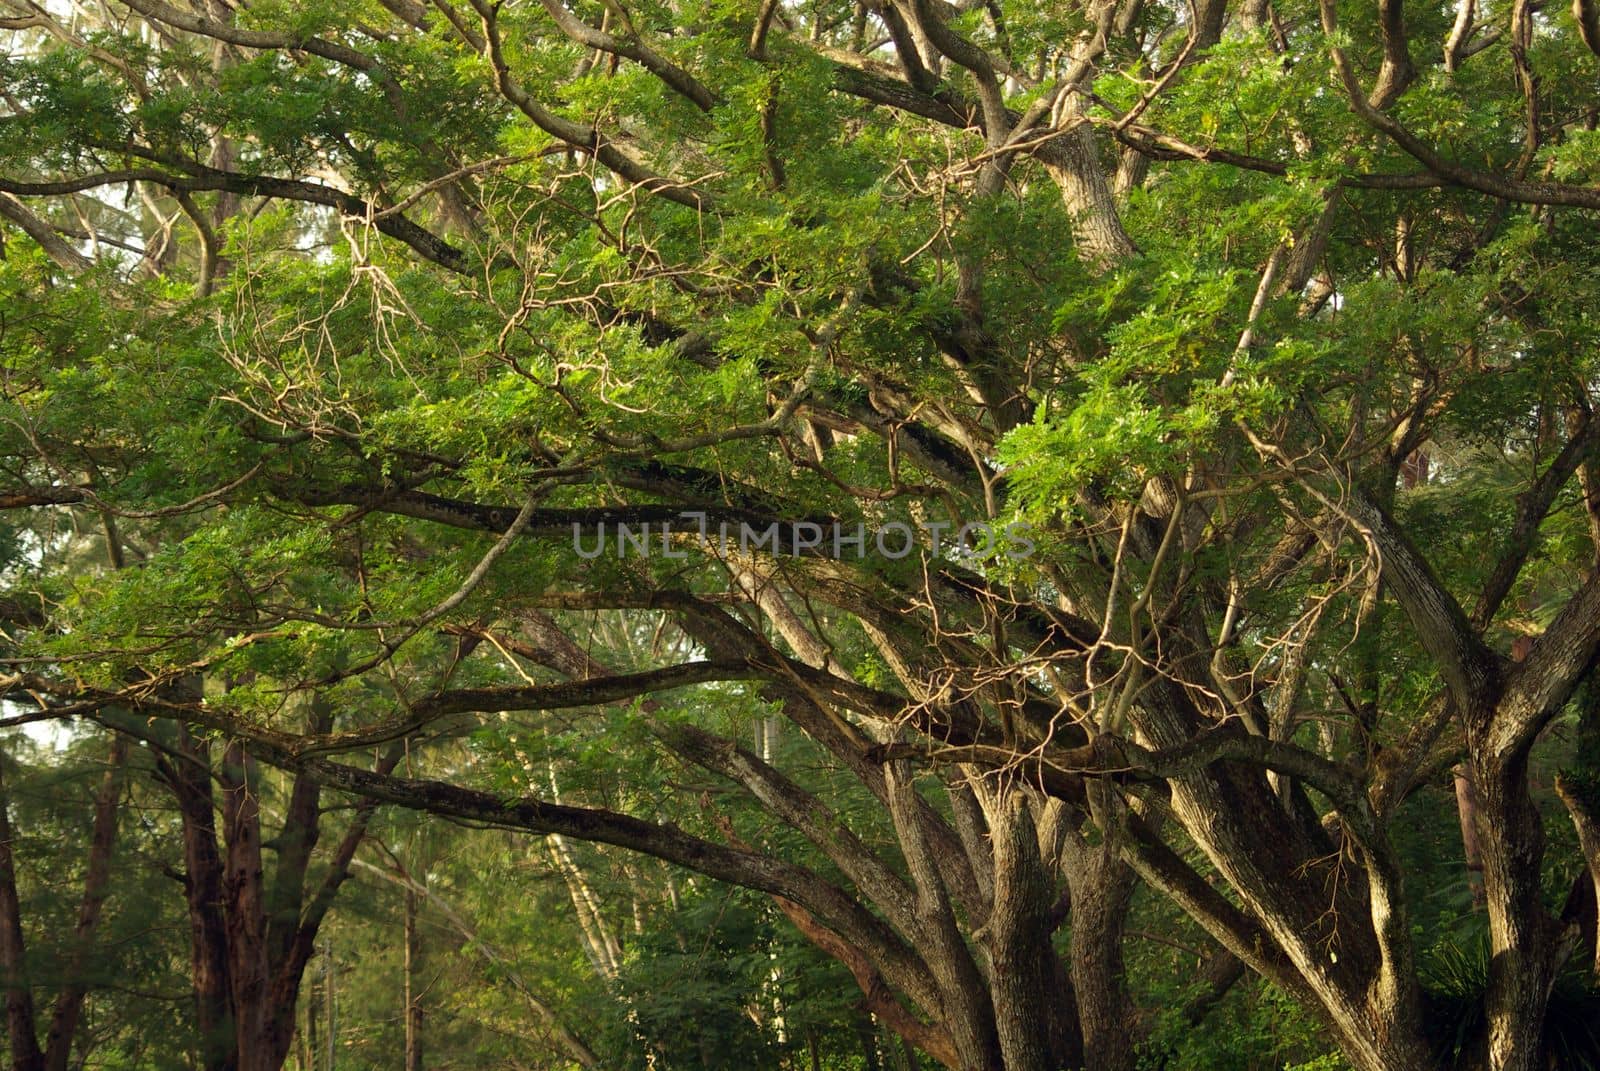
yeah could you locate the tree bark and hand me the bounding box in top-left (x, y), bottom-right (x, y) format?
top-left (1453, 766), bottom-right (1487, 907)
top-left (323, 941), bottom-right (335, 1071)
top-left (1555, 773), bottom-right (1600, 980)
top-left (884, 762), bottom-right (1001, 1071)
top-left (139, 714), bottom-right (395, 1071)
top-left (1474, 747), bottom-right (1559, 1071)
top-left (404, 884), bottom-right (423, 1071)
top-left (43, 735), bottom-right (129, 1071)
top-left (219, 742), bottom-right (273, 1071)
top-left (765, 891), bottom-right (963, 1070)
top-left (1060, 820), bottom-right (1138, 1071)
top-left (981, 788), bottom-right (1063, 1071)
top-left (0, 750), bottom-right (45, 1071)
top-left (1039, 122), bottom-right (1137, 270)
top-left (163, 726), bottom-right (237, 1071)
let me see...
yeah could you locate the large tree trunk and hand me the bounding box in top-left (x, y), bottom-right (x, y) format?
top-left (164, 727), bottom-right (237, 1071)
top-left (884, 761), bottom-right (1002, 1071)
top-left (1130, 685), bottom-right (1437, 1071)
top-left (1474, 747), bottom-right (1559, 1071)
top-left (1039, 123), bottom-right (1137, 270)
top-left (982, 789), bottom-right (1061, 1071)
top-left (147, 717), bottom-right (393, 1071)
top-left (1061, 828), bottom-right (1138, 1071)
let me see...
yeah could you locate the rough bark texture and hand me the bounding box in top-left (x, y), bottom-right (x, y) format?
top-left (884, 761), bottom-right (1001, 1071)
top-left (165, 727), bottom-right (238, 1071)
top-left (1474, 748), bottom-right (1557, 1071)
top-left (982, 790), bottom-right (1057, 1071)
top-left (1061, 827), bottom-right (1138, 1071)
top-left (220, 742), bottom-right (273, 1071)
top-left (1040, 123), bottom-right (1138, 270)
top-left (1556, 773), bottom-right (1600, 980)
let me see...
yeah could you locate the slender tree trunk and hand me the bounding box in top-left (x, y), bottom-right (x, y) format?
top-left (323, 941), bottom-right (335, 1071)
top-left (0, 752), bottom-right (45, 1071)
top-left (220, 743), bottom-right (273, 1071)
top-left (546, 761), bottom-right (622, 980)
top-left (1556, 773), bottom-right (1600, 980)
top-left (1557, 673), bottom-right (1600, 980)
top-left (165, 727), bottom-right (237, 1071)
top-left (349, 855), bottom-right (603, 1070)
top-left (404, 885), bottom-right (423, 1071)
top-left (1454, 766), bottom-right (1487, 907)
top-left (853, 1013), bottom-right (883, 1071)
top-left (548, 836), bottom-right (621, 979)
top-left (298, 988), bottom-right (313, 1071)
top-left (303, 977), bottom-right (319, 1071)
top-left (43, 735), bottom-right (129, 1071)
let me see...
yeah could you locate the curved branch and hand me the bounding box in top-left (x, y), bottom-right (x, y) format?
top-left (1491, 570), bottom-right (1600, 758)
top-left (291, 660), bottom-right (769, 755)
top-left (1576, 0), bottom-right (1600, 57)
top-left (0, 194), bottom-right (94, 273)
top-left (465, 0), bottom-right (713, 211)
top-left (877, 727), bottom-right (1371, 834)
top-left (1320, 0), bottom-right (1600, 211)
top-left (117, 0), bottom-right (378, 69)
top-left (664, 721), bottom-right (922, 940)
top-left (1343, 489), bottom-right (1502, 710)
top-left (228, 738), bottom-right (943, 1014)
top-left (535, 0), bottom-right (716, 111)
top-left (1, 168), bottom-right (468, 272)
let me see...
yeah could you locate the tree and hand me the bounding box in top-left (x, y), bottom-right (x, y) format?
top-left (0, 724), bottom-right (232, 1069)
top-left (0, 730), bottom-right (128, 1071)
top-left (122, 715), bottom-right (399, 1071)
top-left (5, 0), bottom-right (1600, 1068)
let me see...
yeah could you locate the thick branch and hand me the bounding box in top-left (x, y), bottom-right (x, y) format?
top-left (154, 729), bottom-right (945, 1016)
top-left (535, 0), bottom-right (716, 111)
top-left (1346, 489), bottom-right (1501, 710)
top-left (1490, 571), bottom-right (1600, 758)
top-left (1, 169), bottom-right (467, 272)
top-left (1321, 0), bottom-right (1600, 211)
